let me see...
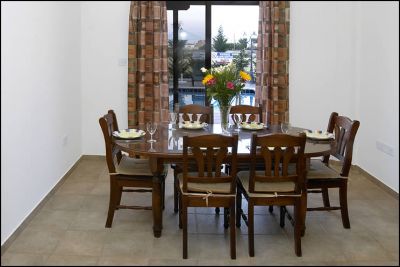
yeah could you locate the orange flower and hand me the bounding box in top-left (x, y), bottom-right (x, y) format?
top-left (202, 74), bottom-right (215, 85)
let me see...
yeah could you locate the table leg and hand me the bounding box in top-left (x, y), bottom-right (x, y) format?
top-left (150, 157), bottom-right (164, 238)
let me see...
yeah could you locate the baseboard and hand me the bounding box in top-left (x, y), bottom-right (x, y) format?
top-left (329, 160), bottom-right (399, 200)
top-left (1, 155), bottom-right (85, 256)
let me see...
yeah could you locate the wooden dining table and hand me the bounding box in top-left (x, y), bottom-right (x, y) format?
top-left (114, 123), bottom-right (334, 238)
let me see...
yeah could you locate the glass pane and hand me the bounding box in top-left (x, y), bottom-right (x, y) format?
top-left (212, 5), bottom-right (259, 122)
top-left (168, 6), bottom-right (206, 110)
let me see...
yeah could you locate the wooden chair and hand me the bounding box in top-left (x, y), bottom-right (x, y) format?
top-left (99, 110), bottom-right (168, 228)
top-left (229, 104), bottom-right (263, 124)
top-left (178, 104), bottom-right (214, 123)
top-left (236, 133), bottom-right (307, 257)
top-left (173, 104), bottom-right (214, 213)
top-left (305, 112), bottom-right (360, 229)
top-left (178, 134), bottom-right (238, 259)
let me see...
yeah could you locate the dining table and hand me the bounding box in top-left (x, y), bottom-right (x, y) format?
top-left (114, 122), bottom-right (335, 238)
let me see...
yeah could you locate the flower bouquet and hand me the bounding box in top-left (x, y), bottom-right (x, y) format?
top-left (201, 63), bottom-right (251, 130)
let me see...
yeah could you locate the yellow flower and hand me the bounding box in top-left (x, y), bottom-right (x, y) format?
top-left (202, 74), bottom-right (214, 85)
top-left (239, 71), bottom-right (251, 81)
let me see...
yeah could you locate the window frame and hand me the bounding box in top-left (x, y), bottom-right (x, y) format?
top-left (167, 1), bottom-right (259, 107)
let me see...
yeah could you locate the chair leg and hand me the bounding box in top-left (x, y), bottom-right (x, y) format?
top-left (339, 182), bottom-right (351, 229)
top-left (294, 200), bottom-right (302, 257)
top-left (322, 188), bottom-right (331, 207)
top-left (230, 200), bottom-right (236, 259)
top-left (279, 206), bottom-right (286, 228)
top-left (236, 189), bottom-right (242, 228)
top-left (268, 205), bottom-right (274, 213)
top-left (182, 202), bottom-right (188, 259)
top-left (179, 190), bottom-right (183, 229)
top-left (162, 179), bottom-right (166, 210)
top-left (106, 181), bottom-right (120, 228)
top-left (116, 185), bottom-right (123, 210)
top-left (215, 207), bottom-right (220, 214)
top-left (174, 171), bottom-right (178, 213)
top-left (248, 201), bottom-right (255, 257)
top-left (300, 192), bottom-right (308, 237)
top-left (224, 208), bottom-right (229, 229)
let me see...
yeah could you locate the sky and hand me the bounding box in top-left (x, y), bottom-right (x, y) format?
top-left (167, 5), bottom-right (259, 44)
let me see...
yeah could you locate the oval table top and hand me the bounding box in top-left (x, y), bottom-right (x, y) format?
top-left (114, 123), bottom-right (334, 160)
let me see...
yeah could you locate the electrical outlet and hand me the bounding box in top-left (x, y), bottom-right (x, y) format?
top-left (376, 141), bottom-right (394, 157)
top-left (62, 135), bottom-right (68, 147)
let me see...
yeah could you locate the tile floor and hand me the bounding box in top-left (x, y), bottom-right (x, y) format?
top-left (2, 157), bottom-right (399, 266)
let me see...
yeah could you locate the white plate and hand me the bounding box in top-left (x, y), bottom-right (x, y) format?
top-left (305, 130), bottom-right (334, 140)
top-left (113, 129), bottom-right (146, 139)
top-left (241, 122), bottom-right (265, 130)
top-left (180, 121), bottom-right (207, 130)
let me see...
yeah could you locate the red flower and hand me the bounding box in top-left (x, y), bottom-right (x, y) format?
top-left (207, 78), bottom-right (216, 86)
top-left (226, 81), bottom-right (234, 90)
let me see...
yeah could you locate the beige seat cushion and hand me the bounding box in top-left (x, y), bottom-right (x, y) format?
top-left (177, 172), bottom-right (232, 194)
top-left (237, 171), bottom-right (296, 197)
top-left (115, 156), bottom-right (153, 176)
top-left (306, 159), bottom-right (345, 180)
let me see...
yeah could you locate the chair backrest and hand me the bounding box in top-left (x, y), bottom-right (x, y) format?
top-left (325, 113), bottom-right (360, 177)
top-left (99, 110), bottom-right (122, 173)
top-left (248, 133), bottom-right (307, 194)
top-left (181, 134), bottom-right (238, 194)
top-left (229, 104), bottom-right (263, 123)
top-left (178, 104), bottom-right (214, 123)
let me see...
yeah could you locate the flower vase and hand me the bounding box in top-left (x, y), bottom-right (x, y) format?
top-left (219, 104), bottom-right (231, 133)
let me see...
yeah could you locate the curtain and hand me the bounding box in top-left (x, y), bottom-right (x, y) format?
top-left (255, 1), bottom-right (290, 125)
top-left (128, 1), bottom-right (169, 127)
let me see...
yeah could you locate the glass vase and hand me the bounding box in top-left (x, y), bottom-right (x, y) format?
top-left (219, 104), bottom-right (231, 133)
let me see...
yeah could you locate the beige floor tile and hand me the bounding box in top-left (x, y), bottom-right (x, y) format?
top-left (1, 252), bottom-right (49, 266)
top-left (55, 180), bottom-right (97, 196)
top-left (101, 231), bottom-right (153, 258)
top-left (28, 209), bottom-right (78, 231)
top-left (69, 211), bottom-right (109, 231)
top-left (7, 228), bottom-right (64, 254)
top-left (96, 256), bottom-right (148, 266)
top-left (52, 230), bottom-right (106, 256)
top-left (45, 254), bottom-right (98, 266)
top-left (42, 194), bottom-right (86, 211)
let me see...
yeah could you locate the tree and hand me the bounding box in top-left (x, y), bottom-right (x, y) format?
top-left (233, 49), bottom-right (250, 73)
top-left (168, 39), bottom-right (193, 79)
top-left (236, 38), bottom-right (248, 50)
top-left (212, 25), bottom-right (229, 52)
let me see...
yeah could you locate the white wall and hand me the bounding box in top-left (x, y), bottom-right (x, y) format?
top-left (354, 2), bottom-right (399, 192)
top-left (290, 1), bottom-right (399, 192)
top-left (290, 1), bottom-right (357, 132)
top-left (81, 1), bottom-right (130, 155)
top-left (1, 2), bottom-right (82, 245)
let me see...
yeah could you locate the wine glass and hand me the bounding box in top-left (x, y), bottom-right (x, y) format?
top-left (233, 113), bottom-right (243, 132)
top-left (281, 122), bottom-right (291, 134)
top-left (169, 112), bottom-right (177, 130)
top-left (146, 122), bottom-right (157, 143)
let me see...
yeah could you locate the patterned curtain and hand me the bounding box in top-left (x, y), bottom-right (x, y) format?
top-left (128, 1), bottom-right (169, 127)
top-left (255, 1), bottom-right (290, 125)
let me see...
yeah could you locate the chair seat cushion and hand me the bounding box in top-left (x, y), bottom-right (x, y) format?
top-left (237, 171), bottom-right (296, 197)
top-left (306, 159), bottom-right (345, 180)
top-left (116, 156), bottom-right (168, 177)
top-left (177, 172), bottom-right (232, 194)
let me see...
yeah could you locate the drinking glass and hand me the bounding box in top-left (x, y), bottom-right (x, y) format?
top-left (233, 113), bottom-right (243, 132)
top-left (281, 122), bottom-right (291, 134)
top-left (146, 122), bottom-right (157, 143)
top-left (169, 112), bottom-right (177, 130)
